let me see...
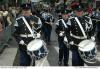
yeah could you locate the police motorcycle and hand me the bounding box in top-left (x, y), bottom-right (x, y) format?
top-left (17, 16), bottom-right (48, 66)
top-left (64, 18), bottom-right (97, 64)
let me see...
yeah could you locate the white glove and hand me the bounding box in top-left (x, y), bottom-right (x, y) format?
top-left (36, 33), bottom-right (41, 38)
top-left (69, 41), bottom-right (74, 45)
top-left (59, 31), bottom-right (64, 36)
top-left (59, 32), bottom-right (63, 36)
top-left (91, 36), bottom-right (95, 41)
top-left (64, 36), bottom-right (68, 42)
top-left (19, 40), bottom-right (25, 45)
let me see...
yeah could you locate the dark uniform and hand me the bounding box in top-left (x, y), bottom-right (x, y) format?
top-left (13, 3), bottom-right (42, 66)
top-left (42, 10), bottom-right (54, 44)
top-left (66, 4), bottom-right (95, 66)
top-left (55, 9), bottom-right (70, 66)
top-left (92, 8), bottom-right (100, 42)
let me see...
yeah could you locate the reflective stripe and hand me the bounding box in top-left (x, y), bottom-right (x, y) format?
top-left (61, 19), bottom-right (68, 28)
top-left (20, 34), bottom-right (34, 38)
top-left (75, 17), bottom-right (87, 38)
top-left (70, 33), bottom-right (86, 39)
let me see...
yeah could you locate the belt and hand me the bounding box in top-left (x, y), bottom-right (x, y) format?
top-left (20, 34), bottom-right (33, 38)
top-left (70, 33), bottom-right (87, 39)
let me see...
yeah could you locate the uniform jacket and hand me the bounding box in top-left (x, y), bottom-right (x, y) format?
top-left (55, 19), bottom-right (69, 37)
top-left (42, 12), bottom-right (54, 28)
top-left (66, 16), bottom-right (95, 44)
top-left (13, 15), bottom-right (42, 50)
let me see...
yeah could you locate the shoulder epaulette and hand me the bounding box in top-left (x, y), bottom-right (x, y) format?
top-left (58, 19), bottom-right (62, 22)
top-left (69, 17), bottom-right (75, 20)
top-left (16, 15), bottom-right (23, 20)
top-left (84, 16), bottom-right (90, 19)
top-left (34, 15), bottom-right (39, 19)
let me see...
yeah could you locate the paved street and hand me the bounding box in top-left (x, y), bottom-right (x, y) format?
top-left (13, 22), bottom-right (72, 66)
top-left (0, 0), bottom-right (100, 67)
top-left (0, 20), bottom-right (100, 66)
